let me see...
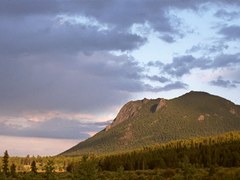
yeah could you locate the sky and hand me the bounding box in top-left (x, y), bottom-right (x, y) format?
top-left (0, 0), bottom-right (240, 156)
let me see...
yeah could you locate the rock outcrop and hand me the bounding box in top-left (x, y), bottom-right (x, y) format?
top-left (106, 99), bottom-right (147, 131)
top-left (230, 107), bottom-right (236, 115)
top-left (156, 98), bottom-right (167, 112)
top-left (198, 114), bottom-right (205, 121)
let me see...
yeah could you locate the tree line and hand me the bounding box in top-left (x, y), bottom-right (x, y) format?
top-left (0, 150), bottom-right (56, 179)
top-left (97, 131), bottom-right (240, 171)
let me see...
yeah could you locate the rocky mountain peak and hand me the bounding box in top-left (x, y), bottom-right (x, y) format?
top-left (106, 99), bottom-right (148, 131)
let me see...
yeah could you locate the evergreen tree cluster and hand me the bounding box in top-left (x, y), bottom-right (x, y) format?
top-left (98, 131), bottom-right (240, 171)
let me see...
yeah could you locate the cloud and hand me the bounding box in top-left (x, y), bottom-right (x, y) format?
top-left (1, 51), bottom-right (187, 119)
top-left (219, 25), bottom-right (240, 40)
top-left (150, 53), bottom-right (240, 77)
top-left (145, 81), bottom-right (188, 92)
top-left (209, 76), bottom-right (238, 88)
top-left (211, 53), bottom-right (240, 68)
top-left (1, 1), bottom-right (238, 58)
top-left (0, 16), bottom-right (146, 56)
top-left (214, 9), bottom-right (240, 21)
top-left (0, 0), bottom-right (59, 16)
top-left (159, 34), bottom-right (176, 43)
top-left (185, 43), bottom-right (229, 54)
top-left (1, 0), bottom-right (226, 51)
top-left (0, 135), bottom-right (80, 156)
top-left (24, 119), bottom-right (108, 139)
top-left (145, 75), bottom-right (170, 83)
top-left (162, 55), bottom-right (210, 77)
top-left (147, 61), bottom-right (164, 67)
top-left (0, 52), bottom-right (149, 116)
top-left (0, 118), bottom-right (111, 139)
top-left (1, 0), bottom-right (235, 18)
top-left (158, 81), bottom-right (188, 91)
top-left (233, 80), bottom-right (240, 84)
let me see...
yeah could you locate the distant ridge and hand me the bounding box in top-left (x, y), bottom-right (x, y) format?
top-left (61, 91), bottom-right (240, 156)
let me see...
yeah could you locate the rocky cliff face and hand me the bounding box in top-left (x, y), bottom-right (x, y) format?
top-left (105, 98), bottom-right (167, 131)
top-left (105, 99), bottom-right (145, 131)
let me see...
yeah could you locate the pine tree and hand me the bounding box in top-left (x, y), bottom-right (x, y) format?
top-left (10, 163), bottom-right (16, 177)
top-left (2, 150), bottom-right (9, 176)
top-left (31, 160), bottom-right (37, 173)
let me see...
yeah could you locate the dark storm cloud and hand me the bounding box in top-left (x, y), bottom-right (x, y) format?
top-left (1, 51), bottom-right (187, 117)
top-left (219, 25), bottom-right (240, 40)
top-left (1, 0), bottom-right (234, 17)
top-left (0, 52), bottom-right (147, 115)
top-left (0, 49), bottom-right (192, 140)
top-left (0, 118), bottom-right (111, 139)
top-left (2, 0), bottom-right (214, 58)
top-left (0, 0), bottom-right (225, 50)
top-left (4, 0), bottom-right (170, 31)
top-left (210, 76), bottom-right (238, 88)
top-left (59, 0), bottom-right (239, 32)
top-left (0, 0), bottom-right (237, 58)
top-left (0, 16), bottom-right (146, 56)
top-left (0, 0), bottom-right (59, 16)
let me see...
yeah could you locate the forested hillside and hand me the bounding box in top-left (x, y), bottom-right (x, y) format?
top-left (66, 131), bottom-right (240, 179)
top-left (98, 131), bottom-right (240, 171)
top-left (62, 91), bottom-right (240, 156)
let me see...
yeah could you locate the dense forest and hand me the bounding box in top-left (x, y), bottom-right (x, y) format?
top-left (1, 131), bottom-right (240, 179)
top-left (98, 131), bottom-right (240, 171)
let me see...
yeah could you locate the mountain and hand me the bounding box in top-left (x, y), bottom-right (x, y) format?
top-left (61, 91), bottom-right (240, 156)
